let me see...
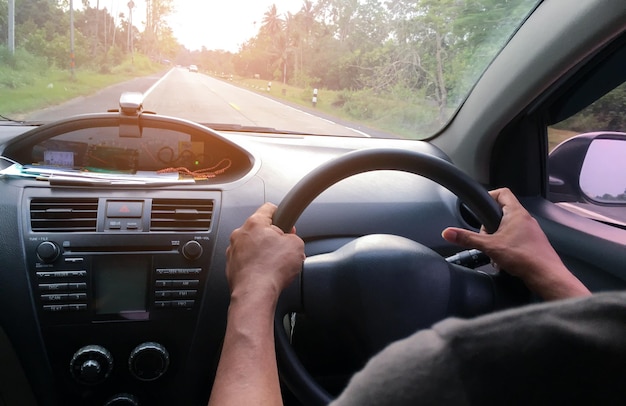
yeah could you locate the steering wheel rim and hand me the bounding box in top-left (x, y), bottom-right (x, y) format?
top-left (274, 148), bottom-right (502, 233)
top-left (272, 148), bottom-right (505, 405)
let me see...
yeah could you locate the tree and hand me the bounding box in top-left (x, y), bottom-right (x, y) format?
top-left (142, 0), bottom-right (174, 58)
top-left (0, 0), bottom-right (8, 44)
top-left (261, 4), bottom-right (283, 38)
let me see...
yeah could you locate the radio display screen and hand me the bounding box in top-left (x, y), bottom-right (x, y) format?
top-left (93, 256), bottom-right (148, 315)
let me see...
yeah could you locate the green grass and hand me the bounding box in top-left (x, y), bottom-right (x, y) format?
top-left (0, 54), bottom-right (162, 119)
top-left (547, 127), bottom-right (579, 152)
top-left (227, 77), bottom-right (441, 139)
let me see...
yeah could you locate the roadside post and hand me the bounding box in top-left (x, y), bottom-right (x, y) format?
top-left (267, 82), bottom-right (272, 92)
top-left (312, 88), bottom-right (318, 107)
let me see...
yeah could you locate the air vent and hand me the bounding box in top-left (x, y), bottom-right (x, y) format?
top-left (30, 198), bottom-right (98, 232)
top-left (150, 199), bottom-right (213, 232)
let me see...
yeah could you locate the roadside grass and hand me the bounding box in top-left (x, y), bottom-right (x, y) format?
top-left (548, 127), bottom-right (579, 152)
top-left (0, 54), bottom-right (162, 118)
top-left (228, 77), bottom-right (440, 139)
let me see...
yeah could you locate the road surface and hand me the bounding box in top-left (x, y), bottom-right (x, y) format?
top-left (22, 68), bottom-right (626, 226)
top-left (26, 68), bottom-right (370, 137)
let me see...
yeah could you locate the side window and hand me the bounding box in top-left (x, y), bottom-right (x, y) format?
top-left (547, 82), bottom-right (626, 228)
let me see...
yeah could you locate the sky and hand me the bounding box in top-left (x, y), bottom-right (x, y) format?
top-left (98, 0), bottom-right (303, 52)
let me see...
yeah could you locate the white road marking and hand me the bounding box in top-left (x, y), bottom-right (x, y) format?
top-left (144, 68), bottom-right (176, 99)
top-left (349, 128), bottom-right (372, 137)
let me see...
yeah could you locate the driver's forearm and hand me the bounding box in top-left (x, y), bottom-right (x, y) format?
top-left (523, 260), bottom-right (591, 301)
top-left (208, 294), bottom-right (282, 406)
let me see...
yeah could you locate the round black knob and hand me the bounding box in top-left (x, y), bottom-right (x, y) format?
top-left (36, 241), bottom-right (60, 263)
top-left (128, 342), bottom-right (170, 382)
top-left (104, 393), bottom-right (139, 406)
top-left (181, 240), bottom-right (203, 260)
top-left (80, 359), bottom-right (101, 382)
top-left (70, 345), bottom-right (113, 385)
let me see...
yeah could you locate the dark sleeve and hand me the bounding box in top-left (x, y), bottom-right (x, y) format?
top-left (331, 292), bottom-right (626, 406)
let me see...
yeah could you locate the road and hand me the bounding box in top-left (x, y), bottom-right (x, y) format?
top-left (26, 68), bottom-right (370, 137)
top-left (23, 68), bottom-right (626, 226)
top-left (557, 202), bottom-right (626, 227)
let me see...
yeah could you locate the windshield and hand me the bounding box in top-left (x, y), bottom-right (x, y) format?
top-left (1, 0), bottom-right (540, 139)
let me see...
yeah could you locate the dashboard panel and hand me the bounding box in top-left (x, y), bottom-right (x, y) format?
top-left (0, 116), bottom-right (468, 405)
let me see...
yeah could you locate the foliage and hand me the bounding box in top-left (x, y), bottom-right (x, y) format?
top-left (233, 0), bottom-right (539, 138)
top-left (0, 0), bottom-right (178, 72)
top-left (2, 0), bottom-right (581, 140)
top-left (597, 192), bottom-right (626, 202)
top-left (0, 50), bottom-right (161, 116)
top-left (554, 82), bottom-right (626, 133)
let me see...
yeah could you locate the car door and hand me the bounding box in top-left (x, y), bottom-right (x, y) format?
top-left (490, 33), bottom-right (626, 293)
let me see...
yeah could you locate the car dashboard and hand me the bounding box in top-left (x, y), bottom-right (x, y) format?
top-left (0, 111), bottom-right (475, 405)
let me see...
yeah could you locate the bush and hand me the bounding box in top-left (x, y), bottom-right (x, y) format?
top-left (332, 91), bottom-right (351, 108)
top-left (0, 47), bottom-right (48, 88)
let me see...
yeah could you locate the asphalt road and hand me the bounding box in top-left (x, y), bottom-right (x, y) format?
top-left (26, 68), bottom-right (370, 137)
top-left (22, 68), bottom-right (626, 226)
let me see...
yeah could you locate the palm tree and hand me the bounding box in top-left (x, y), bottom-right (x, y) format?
top-left (298, 0), bottom-right (317, 80)
top-left (262, 4), bottom-right (289, 83)
top-left (261, 4), bottom-right (284, 38)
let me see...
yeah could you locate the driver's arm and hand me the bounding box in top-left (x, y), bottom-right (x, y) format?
top-left (208, 203), bottom-right (304, 406)
top-left (442, 188), bottom-right (590, 301)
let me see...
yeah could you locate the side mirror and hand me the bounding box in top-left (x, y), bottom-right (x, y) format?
top-left (548, 132), bottom-right (626, 225)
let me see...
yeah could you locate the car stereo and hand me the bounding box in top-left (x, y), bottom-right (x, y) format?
top-left (23, 193), bottom-right (219, 326)
top-left (27, 230), bottom-right (215, 328)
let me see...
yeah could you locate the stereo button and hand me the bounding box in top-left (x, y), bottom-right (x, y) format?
top-left (69, 282), bottom-right (87, 290)
top-left (36, 272), bottom-right (59, 279)
top-left (171, 300), bottom-right (194, 308)
top-left (39, 283), bottom-right (69, 291)
top-left (44, 304), bottom-right (69, 312)
top-left (41, 294), bottom-right (68, 302)
top-left (172, 290), bottom-right (197, 298)
top-left (68, 304), bottom-right (87, 311)
top-left (171, 280), bottom-right (199, 288)
top-left (154, 301), bottom-right (170, 308)
top-left (156, 268), bottom-right (201, 275)
top-left (68, 293), bottom-right (87, 301)
top-left (155, 280), bottom-right (172, 288)
top-left (155, 291), bottom-right (171, 299)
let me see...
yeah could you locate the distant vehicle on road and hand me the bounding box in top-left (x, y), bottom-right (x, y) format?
top-left (189, 64), bottom-right (198, 73)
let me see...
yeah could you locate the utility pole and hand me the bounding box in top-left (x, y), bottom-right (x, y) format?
top-left (8, 0), bottom-right (15, 55)
top-left (70, 0), bottom-right (75, 79)
top-left (128, 0), bottom-right (135, 63)
top-left (146, 0), bottom-right (152, 56)
top-left (93, 0), bottom-right (100, 56)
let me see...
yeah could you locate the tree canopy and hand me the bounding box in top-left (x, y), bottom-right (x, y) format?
top-left (0, 0), bottom-right (178, 70)
top-left (233, 0), bottom-right (538, 125)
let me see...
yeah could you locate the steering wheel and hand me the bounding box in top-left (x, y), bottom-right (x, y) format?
top-left (272, 148), bottom-right (530, 405)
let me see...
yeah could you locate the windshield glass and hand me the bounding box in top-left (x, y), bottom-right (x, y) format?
top-left (1, 0), bottom-right (540, 139)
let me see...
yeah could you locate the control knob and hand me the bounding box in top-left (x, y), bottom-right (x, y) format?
top-left (128, 342), bottom-right (170, 381)
top-left (181, 240), bottom-right (203, 260)
top-left (36, 241), bottom-right (60, 263)
top-left (70, 345), bottom-right (113, 385)
top-left (104, 393), bottom-right (139, 406)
